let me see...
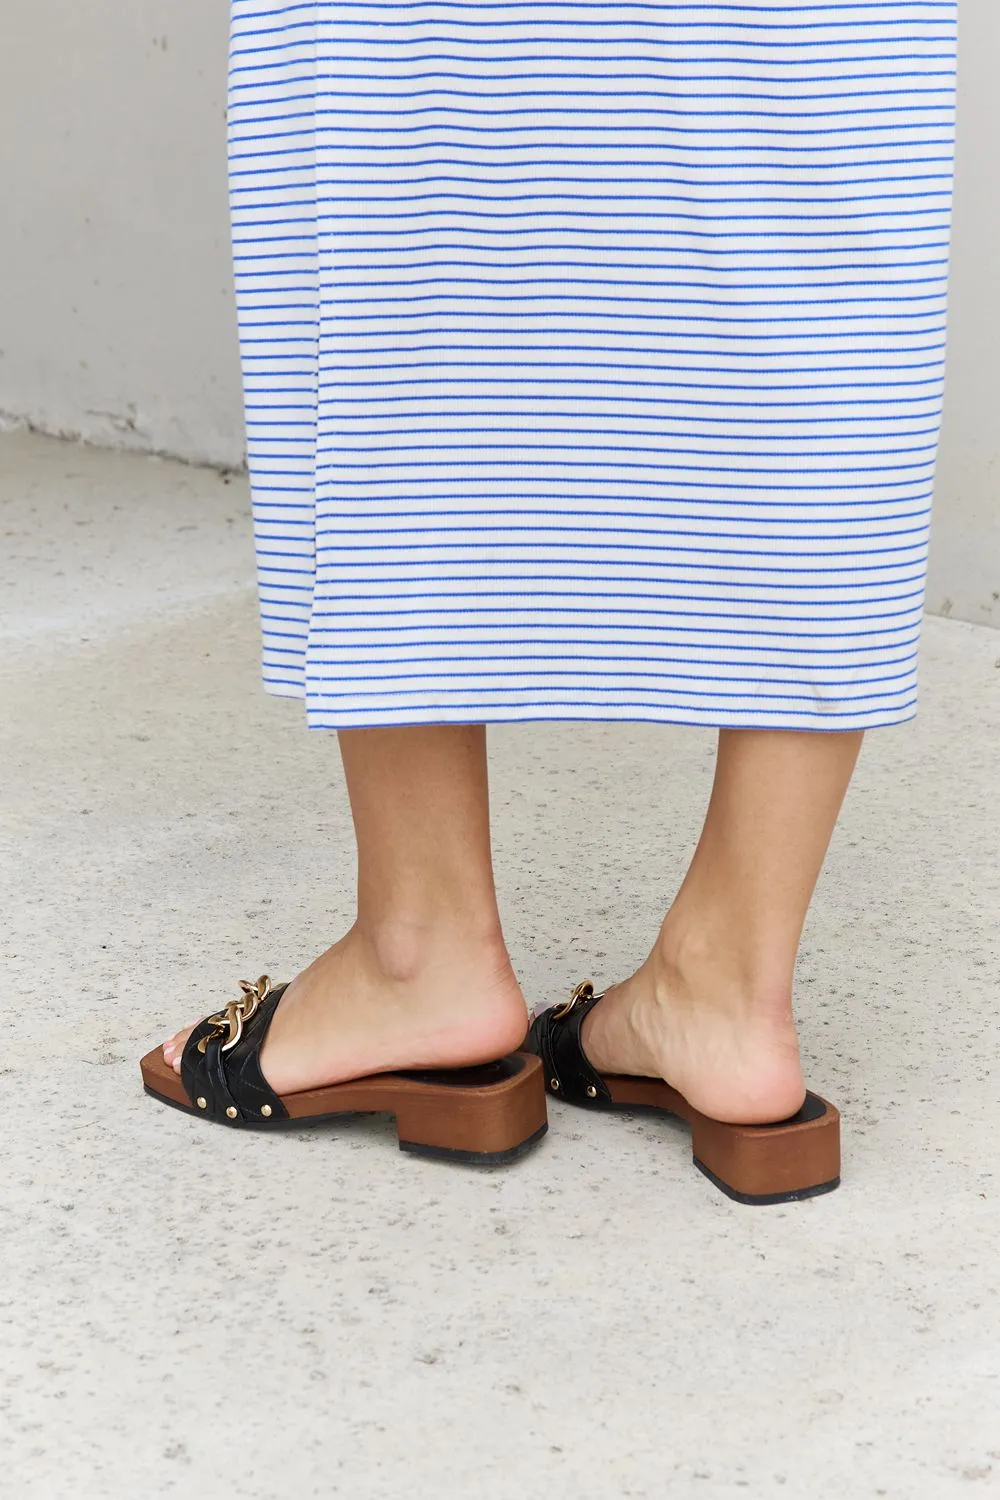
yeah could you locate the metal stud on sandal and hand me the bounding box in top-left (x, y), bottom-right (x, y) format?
top-left (141, 975), bottom-right (548, 1164)
top-left (527, 983), bottom-right (840, 1204)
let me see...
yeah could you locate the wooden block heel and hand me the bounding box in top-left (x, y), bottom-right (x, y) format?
top-left (693, 1157), bottom-right (840, 1206)
top-left (529, 983), bottom-right (841, 1205)
top-left (140, 974), bottom-right (548, 1167)
top-left (604, 1074), bottom-right (840, 1204)
top-left (398, 1122), bottom-right (549, 1166)
top-left (690, 1091), bottom-right (840, 1204)
top-left (390, 1055), bottom-right (550, 1163)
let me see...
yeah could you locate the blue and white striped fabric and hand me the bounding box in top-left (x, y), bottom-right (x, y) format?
top-left (228, 1), bottom-right (956, 729)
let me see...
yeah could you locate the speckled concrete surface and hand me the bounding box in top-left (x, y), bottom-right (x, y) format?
top-left (2, 429), bottom-right (999, 1500)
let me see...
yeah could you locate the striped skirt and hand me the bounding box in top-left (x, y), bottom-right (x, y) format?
top-left (228, 1), bottom-right (957, 730)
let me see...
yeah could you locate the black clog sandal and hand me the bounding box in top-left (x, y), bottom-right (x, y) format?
top-left (141, 976), bottom-right (547, 1164)
top-left (527, 983), bottom-right (840, 1204)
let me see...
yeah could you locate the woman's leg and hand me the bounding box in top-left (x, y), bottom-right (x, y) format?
top-left (582, 729), bottom-right (863, 1124)
top-left (162, 725), bottom-right (528, 1091)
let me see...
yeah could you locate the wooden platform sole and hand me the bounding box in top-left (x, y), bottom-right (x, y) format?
top-left (140, 1047), bottom-right (548, 1165)
top-left (597, 1075), bottom-right (840, 1204)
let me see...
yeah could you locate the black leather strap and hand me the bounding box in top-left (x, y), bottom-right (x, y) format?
top-left (180, 983), bottom-right (290, 1125)
top-left (526, 987), bottom-right (612, 1106)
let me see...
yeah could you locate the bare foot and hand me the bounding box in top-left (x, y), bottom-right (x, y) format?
top-left (161, 923), bottom-right (529, 1095)
top-left (579, 929), bottom-right (806, 1125)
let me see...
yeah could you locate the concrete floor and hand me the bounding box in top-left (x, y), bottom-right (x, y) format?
top-left (2, 428), bottom-right (999, 1500)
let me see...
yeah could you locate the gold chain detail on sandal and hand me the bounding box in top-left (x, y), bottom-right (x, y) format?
top-left (551, 980), bottom-right (595, 1022)
top-left (196, 975), bottom-right (272, 1055)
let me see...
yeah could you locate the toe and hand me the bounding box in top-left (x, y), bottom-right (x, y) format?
top-left (163, 1024), bottom-right (198, 1074)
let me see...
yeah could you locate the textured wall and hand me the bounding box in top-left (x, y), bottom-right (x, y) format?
top-left (0, 1), bottom-right (996, 622)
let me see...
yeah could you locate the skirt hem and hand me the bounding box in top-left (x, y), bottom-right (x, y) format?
top-left (263, 674), bottom-right (915, 734)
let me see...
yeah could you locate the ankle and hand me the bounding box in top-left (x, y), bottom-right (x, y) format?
top-left (651, 912), bottom-right (795, 1028)
top-left (352, 913), bottom-right (512, 988)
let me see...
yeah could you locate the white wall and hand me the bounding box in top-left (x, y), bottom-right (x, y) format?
top-left (1, 1), bottom-right (997, 622)
top-left (0, 0), bottom-right (241, 467)
top-left (927, 3), bottom-right (1000, 628)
